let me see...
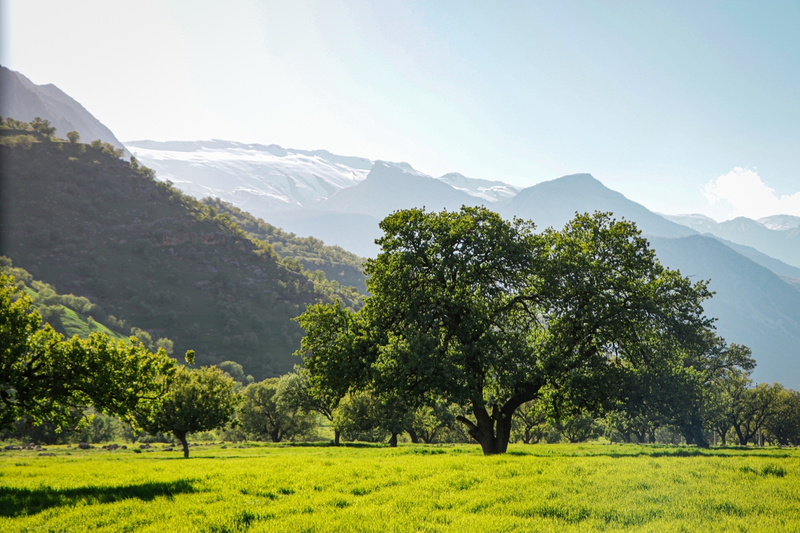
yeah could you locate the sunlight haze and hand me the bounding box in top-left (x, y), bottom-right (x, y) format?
top-left (2, 0), bottom-right (799, 221)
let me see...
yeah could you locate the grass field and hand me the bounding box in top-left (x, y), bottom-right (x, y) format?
top-left (1, 442), bottom-right (798, 532)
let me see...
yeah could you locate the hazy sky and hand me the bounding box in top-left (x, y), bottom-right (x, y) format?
top-left (2, 0), bottom-right (799, 221)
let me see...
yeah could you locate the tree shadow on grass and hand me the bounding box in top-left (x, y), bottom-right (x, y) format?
top-left (0, 479), bottom-right (196, 517)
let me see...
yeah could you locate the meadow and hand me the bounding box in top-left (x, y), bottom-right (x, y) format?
top-left (1, 443), bottom-right (798, 532)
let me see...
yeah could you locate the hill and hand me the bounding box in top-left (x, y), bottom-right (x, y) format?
top-left (1, 257), bottom-right (129, 343)
top-left (498, 174), bottom-right (696, 238)
top-left (664, 213), bottom-right (800, 269)
top-left (202, 199), bottom-right (368, 293)
top-left (650, 235), bottom-right (800, 387)
top-left (0, 66), bottom-right (127, 153)
top-left (0, 139), bottom-right (362, 379)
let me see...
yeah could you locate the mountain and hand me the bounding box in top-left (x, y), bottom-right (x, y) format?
top-left (123, 144), bottom-right (521, 256)
top-left (434, 172), bottom-right (522, 202)
top-left (758, 215), bottom-right (800, 231)
top-left (321, 161), bottom-right (484, 219)
top-left (663, 213), bottom-right (800, 269)
top-left (0, 66), bottom-right (127, 153)
top-left (0, 140), bottom-right (362, 380)
top-left (125, 140), bottom-right (372, 214)
top-left (696, 235), bottom-right (800, 281)
top-left (259, 210), bottom-right (383, 259)
top-left (498, 174), bottom-right (696, 237)
top-left (650, 235), bottom-right (800, 388)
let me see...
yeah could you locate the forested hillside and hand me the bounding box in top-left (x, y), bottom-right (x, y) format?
top-left (0, 138), bottom-right (362, 379)
top-left (1, 257), bottom-right (128, 342)
top-left (204, 199), bottom-right (368, 293)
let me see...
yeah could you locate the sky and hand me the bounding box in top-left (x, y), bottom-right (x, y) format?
top-left (2, 0), bottom-right (799, 221)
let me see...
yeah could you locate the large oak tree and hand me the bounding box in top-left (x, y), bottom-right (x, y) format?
top-left (298, 208), bottom-right (716, 454)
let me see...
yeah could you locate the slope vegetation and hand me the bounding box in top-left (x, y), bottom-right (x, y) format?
top-left (0, 141), bottom-right (361, 379)
top-left (203, 198), bottom-right (368, 293)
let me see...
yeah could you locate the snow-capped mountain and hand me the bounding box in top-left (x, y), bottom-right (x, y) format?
top-left (124, 139), bottom-right (524, 225)
top-left (435, 172), bottom-right (521, 202)
top-left (758, 214), bottom-right (800, 231)
top-left (125, 140), bottom-right (373, 213)
top-left (662, 212), bottom-right (800, 269)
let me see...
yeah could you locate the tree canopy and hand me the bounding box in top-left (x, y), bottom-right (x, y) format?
top-left (297, 207), bottom-right (719, 454)
top-left (0, 273), bottom-right (178, 432)
top-left (136, 365), bottom-right (240, 457)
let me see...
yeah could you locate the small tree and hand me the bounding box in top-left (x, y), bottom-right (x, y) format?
top-left (66, 130), bottom-right (80, 144)
top-left (219, 360), bottom-right (246, 384)
top-left (277, 370), bottom-right (341, 444)
top-left (332, 391), bottom-right (385, 443)
top-left (239, 376), bottom-right (317, 442)
top-left (512, 400), bottom-right (548, 444)
top-left (30, 117), bottom-right (56, 140)
top-left (409, 401), bottom-right (458, 444)
top-left (137, 365), bottom-right (240, 457)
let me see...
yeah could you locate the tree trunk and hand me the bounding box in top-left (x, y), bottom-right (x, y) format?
top-left (389, 432), bottom-right (398, 447)
top-left (271, 428), bottom-right (282, 443)
top-left (334, 430), bottom-right (340, 446)
top-left (407, 428), bottom-right (420, 444)
top-left (175, 431), bottom-right (189, 459)
top-left (457, 406), bottom-right (513, 455)
top-left (690, 419), bottom-right (709, 448)
top-left (733, 424), bottom-right (747, 446)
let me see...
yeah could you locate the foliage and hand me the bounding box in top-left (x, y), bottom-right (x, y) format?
top-left (332, 392), bottom-right (386, 443)
top-left (298, 207), bottom-right (716, 454)
top-left (66, 131), bottom-right (80, 144)
top-left (29, 117), bottom-right (55, 140)
top-left (0, 135), bottom-right (363, 378)
top-left (137, 365), bottom-right (240, 457)
top-left (239, 376), bottom-right (318, 443)
top-left (0, 274), bottom-right (179, 432)
top-left (207, 199), bottom-right (368, 293)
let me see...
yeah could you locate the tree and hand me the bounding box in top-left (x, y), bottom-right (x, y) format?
top-left (66, 130), bottom-right (80, 144)
top-left (137, 365), bottom-right (240, 457)
top-left (295, 301), bottom-right (370, 445)
top-left (297, 208), bottom-right (716, 454)
top-left (512, 400), bottom-right (547, 444)
top-left (762, 385), bottom-right (800, 446)
top-left (1, 274), bottom-right (178, 431)
top-left (238, 376), bottom-right (316, 443)
top-left (410, 401), bottom-right (459, 444)
top-left (277, 369), bottom-right (343, 444)
top-left (219, 360), bottom-right (246, 383)
top-left (30, 117), bottom-right (56, 139)
top-left (332, 391), bottom-right (386, 443)
top-left (684, 340), bottom-right (756, 446)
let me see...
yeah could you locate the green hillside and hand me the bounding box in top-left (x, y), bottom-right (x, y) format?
top-left (204, 198), bottom-right (368, 293)
top-left (4, 262), bottom-right (125, 341)
top-left (0, 139), bottom-right (362, 379)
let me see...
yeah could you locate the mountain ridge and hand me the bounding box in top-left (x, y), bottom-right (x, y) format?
top-left (0, 65), bottom-right (127, 153)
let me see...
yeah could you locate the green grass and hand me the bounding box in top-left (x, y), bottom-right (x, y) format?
top-left (1, 443), bottom-right (798, 532)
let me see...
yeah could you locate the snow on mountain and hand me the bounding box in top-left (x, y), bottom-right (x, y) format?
top-left (758, 214), bottom-right (800, 231)
top-left (659, 213), bottom-right (720, 233)
top-left (124, 140), bottom-right (372, 212)
top-left (435, 172), bottom-right (522, 202)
